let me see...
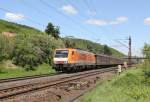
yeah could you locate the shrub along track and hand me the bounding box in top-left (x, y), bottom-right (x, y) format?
top-left (0, 67), bottom-right (119, 102)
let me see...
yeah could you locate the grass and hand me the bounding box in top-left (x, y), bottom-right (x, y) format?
top-left (0, 19), bottom-right (44, 36)
top-left (0, 63), bottom-right (55, 79)
top-left (78, 66), bottom-right (150, 102)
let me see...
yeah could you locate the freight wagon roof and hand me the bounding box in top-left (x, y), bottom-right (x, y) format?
top-left (95, 54), bottom-right (124, 60)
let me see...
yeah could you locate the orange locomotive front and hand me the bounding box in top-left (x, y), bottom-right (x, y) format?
top-left (53, 48), bottom-right (96, 72)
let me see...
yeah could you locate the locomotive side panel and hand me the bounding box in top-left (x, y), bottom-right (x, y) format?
top-left (53, 48), bottom-right (96, 72)
top-left (77, 50), bottom-right (96, 66)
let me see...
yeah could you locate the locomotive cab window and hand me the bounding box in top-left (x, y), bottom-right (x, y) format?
top-left (55, 50), bottom-right (68, 58)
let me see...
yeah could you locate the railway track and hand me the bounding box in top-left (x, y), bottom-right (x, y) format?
top-left (0, 73), bottom-right (58, 84)
top-left (0, 67), bottom-right (116, 101)
top-left (68, 65), bottom-right (134, 102)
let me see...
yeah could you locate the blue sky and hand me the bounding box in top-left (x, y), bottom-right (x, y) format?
top-left (0, 0), bottom-right (150, 56)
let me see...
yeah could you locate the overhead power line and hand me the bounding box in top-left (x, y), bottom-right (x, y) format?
top-left (20, 0), bottom-right (88, 37)
top-left (39, 0), bottom-right (98, 38)
top-left (21, 0), bottom-right (52, 19)
top-left (115, 39), bottom-right (129, 48)
top-left (84, 0), bottom-right (97, 16)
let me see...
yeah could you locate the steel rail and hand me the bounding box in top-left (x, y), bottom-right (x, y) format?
top-left (0, 67), bottom-right (116, 100)
top-left (68, 66), bottom-right (134, 102)
top-left (0, 73), bottom-right (59, 83)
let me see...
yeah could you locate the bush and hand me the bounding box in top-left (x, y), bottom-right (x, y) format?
top-left (12, 34), bottom-right (64, 70)
top-left (142, 62), bottom-right (150, 84)
top-left (112, 73), bottom-right (140, 87)
top-left (0, 34), bottom-right (14, 62)
top-left (12, 39), bottom-right (40, 70)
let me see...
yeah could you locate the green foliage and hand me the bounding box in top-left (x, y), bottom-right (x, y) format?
top-left (0, 19), bottom-right (124, 71)
top-left (45, 22), bottom-right (60, 39)
top-left (141, 63), bottom-right (150, 84)
top-left (112, 73), bottom-right (140, 87)
top-left (12, 34), bottom-right (64, 70)
top-left (0, 34), bottom-right (14, 61)
top-left (103, 45), bottom-right (112, 55)
top-left (63, 37), bottom-right (124, 57)
top-left (143, 43), bottom-right (150, 60)
top-left (12, 38), bottom-right (39, 70)
top-left (0, 19), bottom-right (65, 70)
top-left (0, 64), bottom-right (55, 78)
top-left (142, 44), bottom-right (150, 82)
top-left (0, 19), bottom-right (44, 36)
top-left (63, 37), bottom-right (75, 48)
top-left (79, 68), bottom-right (150, 102)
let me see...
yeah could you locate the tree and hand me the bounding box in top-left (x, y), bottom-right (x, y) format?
top-left (45, 22), bottom-right (60, 39)
top-left (64, 38), bottom-right (75, 48)
top-left (103, 45), bottom-right (112, 55)
top-left (143, 43), bottom-right (150, 59)
top-left (142, 44), bottom-right (150, 79)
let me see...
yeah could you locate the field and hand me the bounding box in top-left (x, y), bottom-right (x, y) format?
top-left (78, 65), bottom-right (150, 102)
top-left (0, 63), bottom-right (55, 79)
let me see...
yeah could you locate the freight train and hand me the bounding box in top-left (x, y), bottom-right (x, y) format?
top-left (53, 48), bottom-right (125, 72)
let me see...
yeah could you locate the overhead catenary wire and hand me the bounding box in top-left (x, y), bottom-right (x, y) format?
top-left (21, 0), bottom-right (53, 20)
top-left (59, 0), bottom-right (102, 39)
top-left (62, 0), bottom-right (114, 43)
top-left (62, 0), bottom-right (89, 20)
top-left (83, 0), bottom-right (116, 39)
top-left (90, 0), bottom-right (97, 14)
top-left (84, 0), bottom-right (92, 12)
top-left (38, 0), bottom-right (115, 44)
top-left (18, 0), bottom-right (83, 37)
top-left (39, 0), bottom-right (99, 39)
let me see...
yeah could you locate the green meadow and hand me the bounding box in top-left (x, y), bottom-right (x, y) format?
top-left (79, 65), bottom-right (150, 102)
top-left (0, 63), bottom-right (55, 79)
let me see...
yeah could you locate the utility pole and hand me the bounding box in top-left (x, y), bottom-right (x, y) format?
top-left (114, 36), bottom-right (132, 65)
top-left (128, 36), bottom-right (132, 65)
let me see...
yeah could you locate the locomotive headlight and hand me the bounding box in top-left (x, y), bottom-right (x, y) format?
top-left (64, 61), bottom-right (68, 64)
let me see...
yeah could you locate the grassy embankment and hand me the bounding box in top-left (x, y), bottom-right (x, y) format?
top-left (79, 65), bottom-right (150, 102)
top-left (0, 63), bottom-right (55, 79)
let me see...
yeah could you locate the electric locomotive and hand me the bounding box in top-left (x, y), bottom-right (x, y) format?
top-left (53, 48), bottom-right (125, 72)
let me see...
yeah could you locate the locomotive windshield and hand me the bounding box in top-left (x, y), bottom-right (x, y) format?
top-left (55, 50), bottom-right (68, 58)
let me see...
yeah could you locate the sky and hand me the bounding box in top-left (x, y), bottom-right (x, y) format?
top-left (0, 0), bottom-right (150, 56)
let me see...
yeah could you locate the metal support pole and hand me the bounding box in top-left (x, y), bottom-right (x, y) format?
top-left (128, 36), bottom-right (132, 65)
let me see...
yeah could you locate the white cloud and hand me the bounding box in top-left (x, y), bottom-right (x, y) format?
top-left (61, 5), bottom-right (78, 15)
top-left (110, 16), bottom-right (128, 25)
top-left (87, 10), bottom-right (96, 16)
top-left (109, 21), bottom-right (120, 25)
top-left (144, 17), bottom-right (150, 25)
top-left (116, 16), bottom-right (128, 22)
top-left (85, 16), bottom-right (128, 26)
top-left (5, 12), bottom-right (25, 21)
top-left (85, 19), bottom-right (107, 26)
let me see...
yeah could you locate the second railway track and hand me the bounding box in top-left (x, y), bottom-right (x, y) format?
top-left (0, 67), bottom-right (116, 101)
top-left (0, 73), bottom-right (58, 83)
